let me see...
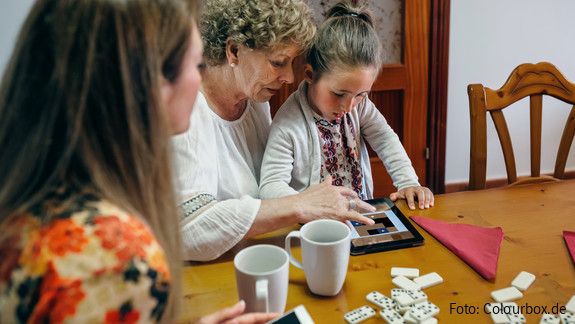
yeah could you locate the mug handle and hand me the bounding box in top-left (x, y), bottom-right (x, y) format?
top-left (285, 231), bottom-right (303, 269)
top-left (255, 279), bottom-right (269, 312)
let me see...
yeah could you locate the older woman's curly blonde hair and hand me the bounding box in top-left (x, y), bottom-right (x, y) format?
top-left (201, 0), bottom-right (316, 66)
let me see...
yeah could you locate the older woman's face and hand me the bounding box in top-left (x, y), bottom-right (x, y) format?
top-left (234, 44), bottom-right (300, 102)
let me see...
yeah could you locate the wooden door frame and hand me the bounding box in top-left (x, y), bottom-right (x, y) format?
top-left (372, 0), bottom-right (451, 195)
top-left (427, 0), bottom-right (450, 194)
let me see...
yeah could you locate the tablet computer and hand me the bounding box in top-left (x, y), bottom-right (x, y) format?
top-left (347, 197), bottom-right (424, 255)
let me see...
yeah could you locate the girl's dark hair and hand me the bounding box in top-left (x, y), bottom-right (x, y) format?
top-left (307, 1), bottom-right (383, 78)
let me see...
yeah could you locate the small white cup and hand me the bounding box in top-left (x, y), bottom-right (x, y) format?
top-left (285, 219), bottom-right (351, 296)
top-left (234, 244), bottom-right (289, 313)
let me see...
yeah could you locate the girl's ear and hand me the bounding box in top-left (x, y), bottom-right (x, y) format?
top-left (304, 64), bottom-right (314, 83)
top-left (225, 40), bottom-right (239, 66)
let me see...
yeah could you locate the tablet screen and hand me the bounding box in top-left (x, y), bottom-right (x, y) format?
top-left (347, 198), bottom-right (424, 255)
top-left (348, 210), bottom-right (412, 239)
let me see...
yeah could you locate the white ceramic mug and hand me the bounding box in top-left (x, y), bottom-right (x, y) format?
top-left (285, 219), bottom-right (351, 296)
top-left (234, 244), bottom-right (289, 313)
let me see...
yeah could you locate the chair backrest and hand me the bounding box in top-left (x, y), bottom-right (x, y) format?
top-left (467, 62), bottom-right (575, 190)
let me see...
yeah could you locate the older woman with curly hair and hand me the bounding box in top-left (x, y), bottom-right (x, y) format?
top-left (172, 0), bottom-right (375, 261)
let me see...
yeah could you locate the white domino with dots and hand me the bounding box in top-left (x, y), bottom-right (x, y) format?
top-left (348, 271), bottom-right (443, 323)
top-left (511, 271), bottom-right (536, 291)
top-left (489, 311), bottom-right (510, 324)
top-left (395, 290), bottom-right (427, 307)
top-left (391, 267), bottom-right (420, 279)
top-left (414, 272), bottom-right (444, 289)
top-left (402, 310), bottom-right (418, 323)
top-left (491, 286), bottom-right (523, 302)
top-left (559, 311), bottom-right (575, 324)
top-left (410, 301), bottom-right (440, 321)
top-left (396, 304), bottom-right (411, 315)
top-left (365, 291), bottom-right (395, 310)
top-left (539, 313), bottom-right (559, 324)
top-left (396, 294), bottom-right (418, 307)
top-left (392, 275), bottom-right (421, 290)
top-left (485, 303), bottom-right (510, 324)
top-left (566, 295), bottom-right (575, 314)
top-left (379, 308), bottom-right (404, 324)
top-left (344, 305), bottom-right (376, 324)
top-left (390, 288), bottom-right (410, 299)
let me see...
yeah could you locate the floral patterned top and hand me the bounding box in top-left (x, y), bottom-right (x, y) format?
top-left (0, 186), bottom-right (171, 323)
top-left (314, 112), bottom-right (365, 199)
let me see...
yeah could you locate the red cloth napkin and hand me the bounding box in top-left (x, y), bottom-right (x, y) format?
top-left (411, 216), bottom-right (504, 281)
top-left (564, 231), bottom-right (575, 263)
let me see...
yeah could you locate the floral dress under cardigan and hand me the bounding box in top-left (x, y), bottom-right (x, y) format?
top-left (0, 186), bottom-right (170, 323)
top-left (314, 112), bottom-right (365, 200)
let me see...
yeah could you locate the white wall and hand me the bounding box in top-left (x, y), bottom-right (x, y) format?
top-left (0, 0), bottom-right (35, 76)
top-left (447, 0), bottom-right (575, 184)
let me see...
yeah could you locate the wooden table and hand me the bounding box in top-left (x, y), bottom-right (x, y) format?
top-left (180, 180), bottom-right (575, 323)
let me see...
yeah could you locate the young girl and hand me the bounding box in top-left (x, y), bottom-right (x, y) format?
top-left (259, 1), bottom-right (434, 210)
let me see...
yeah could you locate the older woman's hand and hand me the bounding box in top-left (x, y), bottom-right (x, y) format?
top-left (197, 300), bottom-right (278, 324)
top-left (248, 176), bottom-right (376, 237)
top-left (295, 176), bottom-right (376, 225)
top-left (389, 185), bottom-right (434, 210)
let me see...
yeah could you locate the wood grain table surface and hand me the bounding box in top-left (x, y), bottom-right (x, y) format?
top-left (179, 180), bottom-right (575, 323)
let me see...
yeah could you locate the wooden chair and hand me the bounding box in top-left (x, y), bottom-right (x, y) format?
top-left (467, 62), bottom-right (575, 190)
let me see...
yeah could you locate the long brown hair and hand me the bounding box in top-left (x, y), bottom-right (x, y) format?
top-left (0, 0), bottom-right (197, 320)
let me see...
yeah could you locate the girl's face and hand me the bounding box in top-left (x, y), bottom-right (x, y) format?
top-left (162, 24), bottom-right (203, 135)
top-left (306, 66), bottom-right (378, 122)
